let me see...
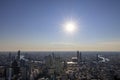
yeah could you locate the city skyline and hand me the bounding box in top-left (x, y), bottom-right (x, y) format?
top-left (0, 0), bottom-right (120, 51)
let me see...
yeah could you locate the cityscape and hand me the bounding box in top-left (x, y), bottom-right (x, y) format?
top-left (0, 51), bottom-right (120, 80)
top-left (0, 0), bottom-right (120, 80)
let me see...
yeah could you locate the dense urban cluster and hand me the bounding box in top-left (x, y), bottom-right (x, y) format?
top-left (0, 51), bottom-right (120, 80)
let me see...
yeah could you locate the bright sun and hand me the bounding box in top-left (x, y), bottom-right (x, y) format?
top-left (65, 22), bottom-right (76, 33)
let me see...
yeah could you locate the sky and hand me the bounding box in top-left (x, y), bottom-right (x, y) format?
top-left (0, 0), bottom-right (120, 51)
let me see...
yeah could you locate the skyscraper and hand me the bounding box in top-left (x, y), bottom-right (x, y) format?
top-left (17, 50), bottom-right (20, 61)
top-left (77, 51), bottom-right (80, 64)
top-left (77, 51), bottom-right (82, 64)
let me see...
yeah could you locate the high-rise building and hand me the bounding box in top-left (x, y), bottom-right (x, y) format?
top-left (77, 51), bottom-right (82, 64)
top-left (8, 52), bottom-right (11, 61)
top-left (96, 54), bottom-right (99, 63)
top-left (77, 51), bottom-right (80, 64)
top-left (80, 52), bottom-right (82, 62)
top-left (17, 50), bottom-right (20, 61)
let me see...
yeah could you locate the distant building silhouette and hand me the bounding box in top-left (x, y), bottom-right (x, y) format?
top-left (17, 50), bottom-right (20, 61)
top-left (77, 51), bottom-right (82, 64)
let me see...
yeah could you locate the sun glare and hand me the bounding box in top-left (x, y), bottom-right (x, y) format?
top-left (64, 21), bottom-right (76, 33)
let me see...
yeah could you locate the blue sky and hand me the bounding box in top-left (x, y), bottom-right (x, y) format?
top-left (0, 0), bottom-right (120, 51)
